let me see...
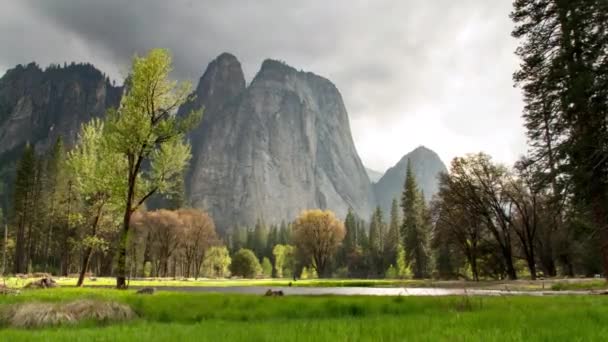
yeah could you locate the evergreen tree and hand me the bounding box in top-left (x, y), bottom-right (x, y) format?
top-left (512, 0), bottom-right (608, 276)
top-left (278, 221), bottom-right (291, 245)
top-left (386, 198), bottom-right (401, 266)
top-left (344, 208), bottom-right (358, 251)
top-left (368, 206), bottom-right (386, 276)
top-left (401, 160), bottom-right (429, 279)
top-left (12, 144), bottom-right (37, 274)
top-left (41, 138), bottom-right (69, 272)
top-left (253, 219), bottom-right (268, 259)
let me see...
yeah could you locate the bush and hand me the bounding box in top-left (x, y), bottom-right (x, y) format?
top-left (385, 265), bottom-right (397, 279)
top-left (261, 257), bottom-right (272, 278)
top-left (229, 249), bottom-right (262, 278)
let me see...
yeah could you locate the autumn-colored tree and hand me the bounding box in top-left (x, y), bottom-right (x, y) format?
top-left (131, 210), bottom-right (183, 277)
top-left (292, 210), bottom-right (345, 278)
top-left (177, 208), bottom-right (217, 278)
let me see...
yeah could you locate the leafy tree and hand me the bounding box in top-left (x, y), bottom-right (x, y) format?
top-left (201, 246), bottom-right (231, 278)
top-left (272, 244), bottom-right (296, 278)
top-left (261, 257), bottom-right (272, 278)
top-left (104, 49), bottom-right (201, 288)
top-left (230, 248), bottom-right (261, 278)
top-left (395, 244), bottom-right (411, 279)
top-left (68, 119), bottom-right (126, 286)
top-left (292, 210), bottom-right (345, 278)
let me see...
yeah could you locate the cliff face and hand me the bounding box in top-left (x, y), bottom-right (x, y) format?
top-left (373, 146), bottom-right (448, 214)
top-left (184, 55), bottom-right (375, 230)
top-left (0, 62), bottom-right (122, 156)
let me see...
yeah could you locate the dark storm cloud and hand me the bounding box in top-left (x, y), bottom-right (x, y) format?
top-left (0, 0), bottom-right (526, 170)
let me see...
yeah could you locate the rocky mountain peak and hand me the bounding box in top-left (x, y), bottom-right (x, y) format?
top-left (184, 56), bottom-right (374, 230)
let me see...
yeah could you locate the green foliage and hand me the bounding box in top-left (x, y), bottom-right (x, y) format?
top-left (201, 246), bottom-right (231, 278)
top-left (512, 0), bottom-right (608, 276)
top-left (252, 219), bottom-right (268, 259)
top-left (261, 257), bottom-right (272, 278)
top-left (385, 265), bottom-right (397, 279)
top-left (103, 48), bottom-right (201, 286)
top-left (230, 249), bottom-right (261, 278)
top-left (395, 244), bottom-right (411, 279)
top-left (368, 206), bottom-right (387, 277)
top-left (272, 244), bottom-right (295, 278)
top-left (299, 266), bottom-right (318, 280)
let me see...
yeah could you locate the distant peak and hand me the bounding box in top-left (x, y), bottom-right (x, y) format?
top-left (260, 59), bottom-right (297, 74)
top-left (215, 52), bottom-right (240, 64)
top-left (412, 145), bottom-right (433, 153)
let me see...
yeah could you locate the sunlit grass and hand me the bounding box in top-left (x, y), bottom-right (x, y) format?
top-left (0, 288), bottom-right (606, 341)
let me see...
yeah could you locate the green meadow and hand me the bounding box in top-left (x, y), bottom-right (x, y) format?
top-left (0, 288), bottom-right (606, 341)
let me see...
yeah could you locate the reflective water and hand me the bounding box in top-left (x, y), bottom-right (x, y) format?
top-left (144, 286), bottom-right (588, 296)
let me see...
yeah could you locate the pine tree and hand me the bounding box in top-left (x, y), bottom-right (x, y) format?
top-left (401, 160), bottom-right (429, 279)
top-left (512, 0), bottom-right (608, 276)
top-left (41, 138), bottom-right (68, 272)
top-left (253, 219), bottom-right (268, 259)
top-left (386, 199), bottom-right (401, 265)
top-left (368, 207), bottom-right (386, 276)
top-left (12, 144), bottom-right (37, 274)
top-left (344, 208), bottom-right (358, 251)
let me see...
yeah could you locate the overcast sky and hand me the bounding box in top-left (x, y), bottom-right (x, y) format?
top-left (0, 0), bottom-right (526, 172)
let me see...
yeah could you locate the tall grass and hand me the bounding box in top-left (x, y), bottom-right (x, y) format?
top-left (0, 289), bottom-right (607, 341)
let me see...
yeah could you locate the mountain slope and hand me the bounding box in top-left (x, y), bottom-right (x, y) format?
top-left (373, 146), bottom-right (448, 214)
top-left (366, 168), bottom-right (383, 183)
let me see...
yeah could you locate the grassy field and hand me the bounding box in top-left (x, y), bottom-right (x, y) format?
top-left (0, 288), bottom-right (607, 341)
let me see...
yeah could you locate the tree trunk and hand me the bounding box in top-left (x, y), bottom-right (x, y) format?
top-left (593, 201), bottom-right (608, 280)
top-left (77, 247), bottom-right (93, 287)
top-left (116, 177), bottom-right (135, 289)
top-left (503, 246), bottom-right (517, 280)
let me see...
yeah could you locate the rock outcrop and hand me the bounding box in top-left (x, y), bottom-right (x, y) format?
top-left (183, 54), bottom-right (375, 230)
top-left (373, 146), bottom-right (448, 214)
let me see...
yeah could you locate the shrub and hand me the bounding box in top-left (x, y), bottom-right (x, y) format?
top-left (229, 249), bottom-right (261, 278)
